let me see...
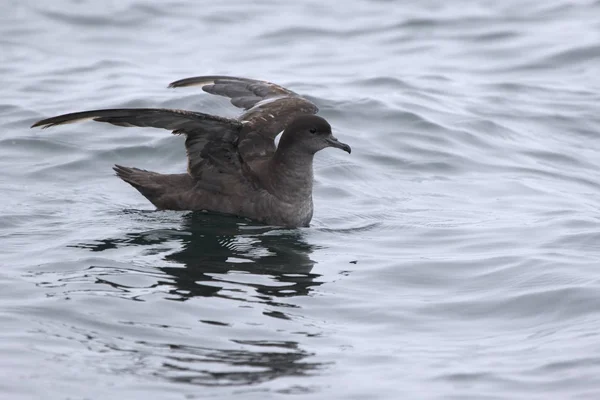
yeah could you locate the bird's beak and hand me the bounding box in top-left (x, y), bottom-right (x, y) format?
top-left (326, 136), bottom-right (352, 154)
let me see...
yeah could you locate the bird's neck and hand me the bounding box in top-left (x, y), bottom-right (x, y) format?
top-left (269, 149), bottom-right (314, 202)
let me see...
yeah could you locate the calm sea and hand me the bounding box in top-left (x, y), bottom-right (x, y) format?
top-left (2, 1), bottom-right (600, 399)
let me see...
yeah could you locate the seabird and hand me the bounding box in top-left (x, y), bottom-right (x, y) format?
top-left (31, 76), bottom-right (351, 227)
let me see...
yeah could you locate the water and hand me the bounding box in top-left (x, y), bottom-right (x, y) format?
top-left (2, 0), bottom-right (600, 398)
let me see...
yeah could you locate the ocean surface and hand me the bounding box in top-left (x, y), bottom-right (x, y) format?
top-left (2, 0), bottom-right (600, 399)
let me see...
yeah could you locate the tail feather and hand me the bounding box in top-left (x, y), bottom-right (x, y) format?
top-left (113, 164), bottom-right (164, 204)
top-left (113, 164), bottom-right (194, 209)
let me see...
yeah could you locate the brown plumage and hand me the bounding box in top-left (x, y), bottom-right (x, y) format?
top-left (31, 76), bottom-right (351, 227)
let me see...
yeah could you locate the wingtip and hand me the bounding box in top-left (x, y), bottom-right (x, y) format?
top-left (168, 76), bottom-right (218, 89)
top-left (167, 79), bottom-right (193, 88)
top-left (30, 120), bottom-right (49, 129)
top-left (168, 78), bottom-right (190, 88)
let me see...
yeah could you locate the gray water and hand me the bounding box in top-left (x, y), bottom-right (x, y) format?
top-left (2, 0), bottom-right (600, 399)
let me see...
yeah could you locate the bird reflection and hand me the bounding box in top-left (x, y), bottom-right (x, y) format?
top-left (73, 211), bottom-right (326, 387)
top-left (155, 340), bottom-right (326, 388)
top-left (75, 211), bottom-right (322, 301)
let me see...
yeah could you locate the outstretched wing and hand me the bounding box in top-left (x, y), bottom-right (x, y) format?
top-left (168, 76), bottom-right (319, 139)
top-left (31, 108), bottom-right (244, 183)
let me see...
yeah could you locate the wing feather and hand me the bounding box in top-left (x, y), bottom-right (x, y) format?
top-left (31, 108), bottom-right (245, 186)
top-left (168, 75), bottom-right (319, 137)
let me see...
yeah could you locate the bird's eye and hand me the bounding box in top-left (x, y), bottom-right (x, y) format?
top-left (309, 128), bottom-right (317, 134)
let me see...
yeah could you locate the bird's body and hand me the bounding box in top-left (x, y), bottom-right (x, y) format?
top-left (31, 76), bottom-right (351, 227)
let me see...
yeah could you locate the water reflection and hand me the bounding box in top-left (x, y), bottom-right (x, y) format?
top-left (153, 340), bottom-right (325, 388)
top-left (71, 212), bottom-right (326, 387)
top-left (76, 211), bottom-right (322, 301)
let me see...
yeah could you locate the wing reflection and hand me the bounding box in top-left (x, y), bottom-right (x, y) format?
top-left (153, 340), bottom-right (327, 388)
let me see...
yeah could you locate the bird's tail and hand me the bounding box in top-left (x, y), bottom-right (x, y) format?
top-left (113, 165), bottom-right (165, 205)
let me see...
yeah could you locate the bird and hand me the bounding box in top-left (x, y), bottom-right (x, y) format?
top-left (31, 75), bottom-right (351, 228)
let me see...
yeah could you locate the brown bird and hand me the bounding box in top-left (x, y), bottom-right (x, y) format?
top-left (31, 76), bottom-right (351, 227)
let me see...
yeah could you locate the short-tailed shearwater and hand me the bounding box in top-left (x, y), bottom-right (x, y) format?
top-left (31, 76), bottom-right (351, 227)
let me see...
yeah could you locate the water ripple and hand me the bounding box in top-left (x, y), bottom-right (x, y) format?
top-left (3, 0), bottom-right (600, 399)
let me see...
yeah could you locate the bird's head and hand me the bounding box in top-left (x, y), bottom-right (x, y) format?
top-left (279, 115), bottom-right (351, 155)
